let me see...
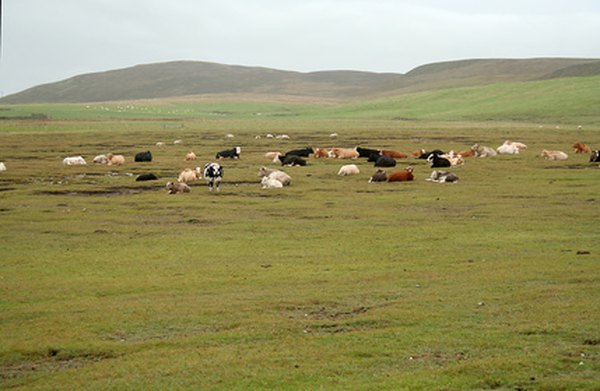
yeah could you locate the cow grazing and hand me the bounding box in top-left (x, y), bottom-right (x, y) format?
top-left (106, 153), bottom-right (125, 165)
top-left (258, 166), bottom-right (292, 186)
top-left (185, 151), bottom-right (197, 161)
top-left (356, 147), bottom-right (381, 158)
top-left (284, 147), bottom-right (314, 157)
top-left (427, 153), bottom-right (451, 168)
top-left (471, 144), bottom-right (497, 158)
top-left (314, 148), bottom-right (331, 158)
top-left (178, 168), bottom-right (199, 183)
top-left (589, 150), bottom-right (600, 162)
top-left (0, 162), bottom-right (6, 172)
top-left (216, 147), bottom-right (241, 159)
top-left (381, 150), bottom-right (408, 159)
top-left (573, 142), bottom-right (591, 154)
top-left (166, 181), bottom-right (190, 194)
top-left (136, 173), bottom-right (158, 181)
top-left (374, 155), bottom-right (397, 167)
top-left (62, 156), bottom-right (87, 165)
top-left (279, 155), bottom-right (307, 166)
top-left (201, 162), bottom-right (223, 192)
top-left (330, 147), bottom-right (359, 159)
top-left (93, 154), bottom-right (109, 164)
top-left (337, 164), bottom-right (360, 176)
top-left (387, 167), bottom-right (414, 182)
top-left (541, 149), bottom-right (568, 161)
top-left (496, 142), bottom-right (520, 155)
top-left (426, 170), bottom-right (459, 183)
top-left (368, 169), bottom-right (387, 183)
top-left (135, 151), bottom-right (152, 162)
top-left (261, 176), bottom-right (284, 189)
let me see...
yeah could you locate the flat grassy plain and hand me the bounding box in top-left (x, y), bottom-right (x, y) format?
top-left (0, 113), bottom-right (599, 390)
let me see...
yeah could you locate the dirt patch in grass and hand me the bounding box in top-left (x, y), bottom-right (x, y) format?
top-left (0, 349), bottom-right (120, 383)
top-left (36, 186), bottom-right (161, 196)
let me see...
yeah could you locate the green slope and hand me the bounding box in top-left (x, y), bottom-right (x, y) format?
top-left (314, 75), bottom-right (600, 123)
top-left (1, 75), bottom-right (598, 125)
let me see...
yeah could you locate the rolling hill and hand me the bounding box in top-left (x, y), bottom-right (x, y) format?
top-left (2, 58), bottom-right (600, 104)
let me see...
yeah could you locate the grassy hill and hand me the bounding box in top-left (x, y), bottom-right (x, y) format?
top-left (2, 58), bottom-right (599, 104)
top-left (2, 74), bottom-right (599, 125)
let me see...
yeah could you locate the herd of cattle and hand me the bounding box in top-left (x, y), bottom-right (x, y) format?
top-left (1, 140), bottom-right (598, 193)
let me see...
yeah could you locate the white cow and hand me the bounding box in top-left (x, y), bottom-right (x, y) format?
top-left (261, 176), bottom-right (284, 189)
top-left (496, 141), bottom-right (520, 155)
top-left (62, 156), bottom-right (87, 165)
top-left (337, 164), bottom-right (360, 176)
top-left (0, 162), bottom-right (6, 172)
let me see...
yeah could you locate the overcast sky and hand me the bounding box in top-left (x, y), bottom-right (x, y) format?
top-left (1, 0), bottom-right (599, 96)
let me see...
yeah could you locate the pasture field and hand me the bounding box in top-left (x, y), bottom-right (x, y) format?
top-left (0, 116), bottom-right (599, 390)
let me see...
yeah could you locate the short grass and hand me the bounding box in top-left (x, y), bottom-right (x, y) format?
top-left (1, 75), bottom-right (599, 125)
top-left (0, 117), bottom-right (599, 390)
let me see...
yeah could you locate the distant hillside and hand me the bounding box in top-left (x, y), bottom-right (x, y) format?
top-left (2, 58), bottom-right (600, 104)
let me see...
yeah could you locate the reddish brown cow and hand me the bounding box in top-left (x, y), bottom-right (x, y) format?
top-left (381, 150), bottom-right (408, 159)
top-left (572, 142), bottom-right (591, 154)
top-left (387, 167), bottom-right (414, 182)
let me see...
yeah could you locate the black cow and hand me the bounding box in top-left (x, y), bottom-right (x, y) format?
top-left (279, 154), bottom-right (307, 166)
top-left (356, 147), bottom-right (381, 158)
top-left (216, 147), bottom-right (241, 159)
top-left (136, 173), bottom-right (158, 181)
top-left (368, 169), bottom-right (388, 183)
top-left (374, 155), bottom-right (396, 167)
top-left (427, 153), bottom-right (451, 168)
top-left (135, 151), bottom-right (152, 162)
top-left (367, 152), bottom-right (382, 162)
top-left (590, 150), bottom-right (600, 162)
top-left (203, 162), bottom-right (223, 192)
top-left (284, 147), bottom-right (314, 158)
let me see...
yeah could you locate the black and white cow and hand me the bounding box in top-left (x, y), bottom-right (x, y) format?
top-left (368, 169), bottom-right (388, 183)
top-left (216, 147), bottom-right (241, 159)
top-left (418, 149), bottom-right (445, 160)
top-left (284, 147), bottom-right (314, 158)
top-left (278, 154), bottom-right (307, 166)
top-left (200, 162), bottom-right (223, 192)
top-left (427, 153), bottom-right (451, 168)
top-left (590, 150), bottom-right (600, 162)
top-left (374, 155), bottom-right (396, 167)
top-left (135, 151), bottom-right (152, 162)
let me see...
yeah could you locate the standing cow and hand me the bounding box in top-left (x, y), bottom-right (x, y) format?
top-left (200, 162), bottom-right (223, 192)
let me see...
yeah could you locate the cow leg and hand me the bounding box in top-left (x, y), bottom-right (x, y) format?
top-left (215, 178), bottom-right (221, 192)
top-left (208, 179), bottom-right (214, 192)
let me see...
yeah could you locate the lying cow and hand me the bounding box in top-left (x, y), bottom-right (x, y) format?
top-left (337, 164), bottom-right (360, 176)
top-left (368, 169), bottom-right (387, 183)
top-left (427, 153), bottom-right (451, 168)
top-left (387, 167), bottom-right (414, 182)
top-left (216, 147), bottom-right (241, 159)
top-left (374, 155), bottom-right (396, 167)
top-left (329, 147), bottom-right (359, 159)
top-left (590, 150), bottom-right (600, 162)
top-left (258, 166), bottom-right (292, 186)
top-left (541, 149), bottom-right (568, 161)
top-left (426, 170), bottom-right (459, 183)
top-left (166, 181), bottom-right (190, 194)
top-left (278, 155), bottom-right (306, 166)
top-left (356, 147), bottom-right (381, 158)
top-left (136, 173), bottom-right (158, 181)
top-left (62, 156), bottom-right (87, 165)
top-left (284, 147), bottom-right (314, 157)
top-left (573, 142), bottom-right (591, 154)
top-left (135, 151), bottom-right (152, 162)
top-left (261, 176), bottom-right (284, 189)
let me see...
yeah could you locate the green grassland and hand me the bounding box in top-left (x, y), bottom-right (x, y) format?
top-left (1, 109), bottom-right (599, 390)
top-left (2, 75), bottom-right (600, 125)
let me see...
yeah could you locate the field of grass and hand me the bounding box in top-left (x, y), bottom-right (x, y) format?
top-left (0, 113), bottom-right (599, 390)
top-left (2, 75), bottom-right (600, 125)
